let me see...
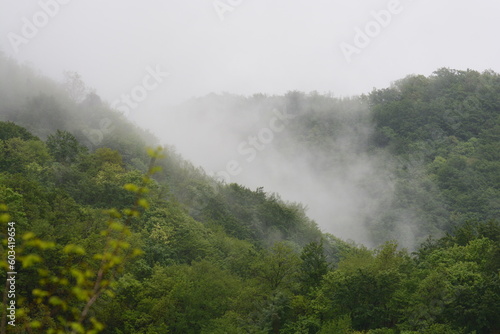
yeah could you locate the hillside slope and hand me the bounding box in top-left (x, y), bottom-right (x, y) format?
top-left (0, 56), bottom-right (499, 333)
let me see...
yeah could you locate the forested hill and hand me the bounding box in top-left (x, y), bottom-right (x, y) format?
top-left (154, 68), bottom-right (499, 248)
top-left (0, 54), bottom-right (499, 333)
top-left (369, 70), bottom-right (499, 241)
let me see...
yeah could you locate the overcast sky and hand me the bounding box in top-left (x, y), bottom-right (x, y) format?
top-left (1, 0), bottom-right (499, 106)
top-left (2, 0), bottom-right (499, 244)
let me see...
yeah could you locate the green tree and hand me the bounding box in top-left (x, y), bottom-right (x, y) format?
top-left (0, 121), bottom-right (39, 141)
top-left (299, 240), bottom-right (329, 292)
top-left (254, 242), bottom-right (301, 291)
top-left (46, 130), bottom-right (86, 164)
top-left (0, 138), bottom-right (51, 174)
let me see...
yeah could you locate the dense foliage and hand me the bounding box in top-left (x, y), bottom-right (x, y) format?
top-left (370, 69), bottom-right (500, 231)
top-left (0, 55), bottom-right (499, 333)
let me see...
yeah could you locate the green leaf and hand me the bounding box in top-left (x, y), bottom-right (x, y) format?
top-left (63, 244), bottom-right (86, 255)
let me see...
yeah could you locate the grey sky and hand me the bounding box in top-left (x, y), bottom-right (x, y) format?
top-left (1, 0), bottom-right (499, 105)
top-left (1, 0), bottom-right (499, 244)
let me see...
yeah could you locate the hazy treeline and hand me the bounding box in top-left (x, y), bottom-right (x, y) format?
top-left (153, 68), bottom-right (499, 249)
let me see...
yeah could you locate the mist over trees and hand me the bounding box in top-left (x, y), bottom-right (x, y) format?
top-left (148, 69), bottom-right (499, 249)
top-left (0, 54), bottom-right (499, 333)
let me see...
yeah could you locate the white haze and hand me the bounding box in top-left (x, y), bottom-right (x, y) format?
top-left (1, 0), bottom-right (499, 246)
top-left (147, 95), bottom-right (410, 247)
